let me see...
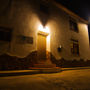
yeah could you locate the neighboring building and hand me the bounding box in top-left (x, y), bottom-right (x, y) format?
top-left (0, 0), bottom-right (90, 69)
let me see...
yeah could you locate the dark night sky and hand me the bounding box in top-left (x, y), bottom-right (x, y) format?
top-left (55, 0), bottom-right (90, 36)
top-left (55, 0), bottom-right (90, 20)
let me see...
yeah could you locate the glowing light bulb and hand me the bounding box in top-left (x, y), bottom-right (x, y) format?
top-left (38, 25), bottom-right (50, 33)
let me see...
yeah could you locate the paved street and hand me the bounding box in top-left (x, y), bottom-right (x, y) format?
top-left (0, 69), bottom-right (90, 90)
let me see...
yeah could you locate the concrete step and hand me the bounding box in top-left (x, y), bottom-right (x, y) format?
top-left (29, 67), bottom-right (61, 73)
top-left (33, 63), bottom-right (56, 68)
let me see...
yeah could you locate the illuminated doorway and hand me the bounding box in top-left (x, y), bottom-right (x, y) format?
top-left (37, 31), bottom-right (48, 62)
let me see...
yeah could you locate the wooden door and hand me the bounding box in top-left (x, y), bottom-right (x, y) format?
top-left (37, 34), bottom-right (46, 60)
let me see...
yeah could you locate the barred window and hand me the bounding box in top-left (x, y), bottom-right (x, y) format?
top-left (0, 27), bottom-right (12, 42)
top-left (69, 17), bottom-right (78, 32)
top-left (71, 39), bottom-right (79, 55)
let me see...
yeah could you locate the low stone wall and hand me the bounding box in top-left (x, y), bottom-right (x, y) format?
top-left (49, 53), bottom-right (90, 68)
top-left (0, 51), bottom-right (90, 70)
top-left (0, 51), bottom-right (38, 70)
top-left (55, 58), bottom-right (90, 68)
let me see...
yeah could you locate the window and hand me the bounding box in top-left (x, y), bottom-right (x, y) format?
top-left (40, 2), bottom-right (49, 14)
top-left (71, 39), bottom-right (79, 55)
top-left (0, 27), bottom-right (12, 42)
top-left (69, 17), bottom-right (78, 32)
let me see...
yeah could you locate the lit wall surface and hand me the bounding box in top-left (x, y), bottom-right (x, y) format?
top-left (0, 0), bottom-right (90, 60)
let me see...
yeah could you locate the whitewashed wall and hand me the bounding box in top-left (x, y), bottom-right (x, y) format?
top-left (0, 0), bottom-right (90, 60)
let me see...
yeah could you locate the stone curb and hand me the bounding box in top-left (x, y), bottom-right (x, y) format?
top-left (0, 67), bottom-right (90, 77)
top-left (0, 68), bottom-right (61, 77)
top-left (61, 67), bottom-right (90, 71)
top-left (0, 70), bottom-right (40, 77)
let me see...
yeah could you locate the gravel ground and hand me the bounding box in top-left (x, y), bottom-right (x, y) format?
top-left (0, 69), bottom-right (90, 90)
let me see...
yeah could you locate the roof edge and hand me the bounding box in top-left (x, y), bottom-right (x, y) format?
top-left (52, 1), bottom-right (88, 24)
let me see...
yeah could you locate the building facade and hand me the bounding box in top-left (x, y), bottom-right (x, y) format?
top-left (0, 0), bottom-right (90, 69)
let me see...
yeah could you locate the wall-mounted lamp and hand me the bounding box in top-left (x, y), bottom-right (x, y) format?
top-left (38, 25), bottom-right (50, 34)
top-left (58, 45), bottom-right (62, 52)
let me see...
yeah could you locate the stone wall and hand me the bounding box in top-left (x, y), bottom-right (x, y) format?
top-left (0, 51), bottom-right (38, 70)
top-left (0, 52), bottom-right (90, 70)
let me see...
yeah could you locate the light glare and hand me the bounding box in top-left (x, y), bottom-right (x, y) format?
top-left (38, 25), bottom-right (50, 33)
